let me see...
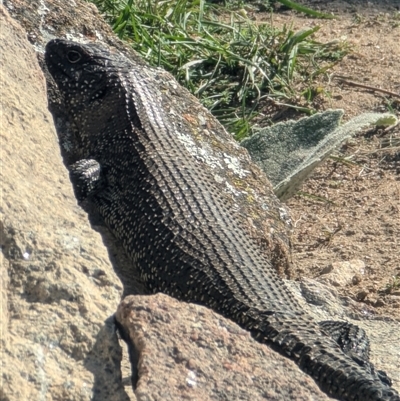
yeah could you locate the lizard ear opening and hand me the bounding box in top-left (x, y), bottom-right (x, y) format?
top-left (67, 50), bottom-right (82, 64)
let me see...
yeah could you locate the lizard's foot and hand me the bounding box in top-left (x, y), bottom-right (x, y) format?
top-left (319, 320), bottom-right (393, 387)
top-left (70, 159), bottom-right (105, 202)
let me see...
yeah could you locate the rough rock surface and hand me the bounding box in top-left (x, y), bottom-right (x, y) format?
top-left (318, 259), bottom-right (366, 288)
top-left (117, 294), bottom-right (333, 401)
top-left (0, 7), bottom-right (133, 401)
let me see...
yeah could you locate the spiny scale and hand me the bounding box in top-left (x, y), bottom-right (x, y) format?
top-left (45, 39), bottom-right (399, 401)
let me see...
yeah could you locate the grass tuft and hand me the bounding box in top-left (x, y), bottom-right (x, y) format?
top-left (90, 0), bottom-right (348, 138)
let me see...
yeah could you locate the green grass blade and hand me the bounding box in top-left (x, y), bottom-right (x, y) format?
top-left (90, 0), bottom-right (347, 138)
top-left (277, 0), bottom-right (336, 19)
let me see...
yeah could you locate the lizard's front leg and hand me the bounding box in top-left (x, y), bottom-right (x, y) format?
top-left (69, 159), bottom-right (106, 202)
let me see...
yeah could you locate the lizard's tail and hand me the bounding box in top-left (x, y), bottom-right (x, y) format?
top-left (250, 311), bottom-right (399, 401)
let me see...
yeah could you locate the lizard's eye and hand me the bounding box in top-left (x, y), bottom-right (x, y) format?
top-left (67, 50), bottom-right (82, 63)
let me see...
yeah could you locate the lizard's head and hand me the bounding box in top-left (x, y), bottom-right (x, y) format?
top-left (45, 39), bottom-right (130, 135)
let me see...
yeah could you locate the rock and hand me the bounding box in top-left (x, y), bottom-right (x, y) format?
top-left (318, 259), bottom-right (366, 287)
top-left (116, 294), bottom-right (333, 401)
top-left (0, 7), bottom-right (133, 401)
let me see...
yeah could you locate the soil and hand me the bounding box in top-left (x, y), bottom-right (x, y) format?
top-left (262, 2), bottom-right (400, 319)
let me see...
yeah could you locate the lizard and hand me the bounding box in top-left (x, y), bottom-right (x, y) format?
top-left (45, 38), bottom-right (399, 401)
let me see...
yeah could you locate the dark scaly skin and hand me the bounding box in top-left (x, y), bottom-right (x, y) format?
top-left (45, 39), bottom-right (399, 401)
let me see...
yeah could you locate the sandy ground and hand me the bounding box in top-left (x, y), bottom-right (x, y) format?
top-left (260, 2), bottom-right (400, 319)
